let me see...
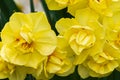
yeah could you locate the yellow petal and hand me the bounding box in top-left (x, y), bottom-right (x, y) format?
top-left (87, 21), bottom-right (105, 39)
top-left (49, 56), bottom-right (63, 66)
top-left (34, 30), bottom-right (57, 56)
top-left (1, 22), bottom-right (20, 44)
top-left (88, 40), bottom-right (105, 57)
top-left (78, 65), bottom-right (89, 79)
top-left (55, 0), bottom-right (69, 4)
top-left (57, 66), bottom-right (75, 76)
top-left (74, 49), bottom-right (89, 64)
top-left (25, 51), bottom-right (46, 69)
top-left (75, 8), bottom-right (99, 25)
top-left (68, 0), bottom-right (88, 16)
top-left (106, 61), bottom-right (119, 73)
top-left (55, 18), bottom-right (79, 35)
top-left (10, 12), bottom-right (32, 26)
top-left (46, 62), bottom-right (61, 73)
top-left (28, 12), bottom-right (51, 32)
top-left (45, 0), bottom-right (67, 10)
top-left (1, 44), bottom-right (18, 62)
top-left (69, 41), bottom-right (82, 55)
top-left (57, 36), bottom-right (69, 49)
top-left (104, 42), bottom-right (120, 59)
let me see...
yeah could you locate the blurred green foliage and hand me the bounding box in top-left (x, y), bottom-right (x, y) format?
top-left (0, 0), bottom-right (20, 31)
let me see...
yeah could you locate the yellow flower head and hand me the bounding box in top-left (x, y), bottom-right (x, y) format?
top-left (56, 8), bottom-right (105, 64)
top-left (78, 42), bottom-right (120, 78)
top-left (0, 12), bottom-right (57, 68)
top-left (67, 25), bottom-right (96, 54)
top-left (34, 36), bottom-right (74, 79)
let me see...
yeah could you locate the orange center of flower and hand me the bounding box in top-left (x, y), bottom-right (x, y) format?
top-left (14, 38), bottom-right (34, 53)
top-left (115, 33), bottom-right (120, 47)
top-left (21, 42), bottom-right (33, 50)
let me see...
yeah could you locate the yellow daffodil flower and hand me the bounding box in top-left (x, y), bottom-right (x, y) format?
top-left (33, 36), bottom-right (75, 80)
top-left (78, 42), bottom-right (120, 78)
top-left (56, 8), bottom-right (105, 64)
top-left (0, 12), bottom-right (57, 68)
top-left (45, 36), bottom-right (75, 78)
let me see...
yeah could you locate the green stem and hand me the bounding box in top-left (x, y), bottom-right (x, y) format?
top-left (0, 9), bottom-right (7, 29)
top-left (25, 74), bottom-right (35, 80)
top-left (40, 0), bottom-right (52, 26)
top-left (30, 0), bottom-right (35, 12)
top-left (97, 78), bottom-right (100, 80)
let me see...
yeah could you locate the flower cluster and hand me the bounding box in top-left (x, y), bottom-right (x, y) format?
top-left (46, 0), bottom-right (120, 79)
top-left (0, 0), bottom-right (120, 80)
top-left (0, 12), bottom-right (73, 80)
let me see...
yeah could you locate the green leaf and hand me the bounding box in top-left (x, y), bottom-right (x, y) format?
top-left (0, 0), bottom-right (21, 30)
top-left (30, 0), bottom-right (35, 12)
top-left (0, 9), bottom-right (7, 31)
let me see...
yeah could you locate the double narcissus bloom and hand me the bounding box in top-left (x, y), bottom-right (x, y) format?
top-left (0, 12), bottom-right (57, 69)
top-left (78, 42), bottom-right (120, 78)
top-left (33, 36), bottom-right (74, 80)
top-left (56, 8), bottom-right (105, 64)
top-left (0, 12), bottom-right (74, 80)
